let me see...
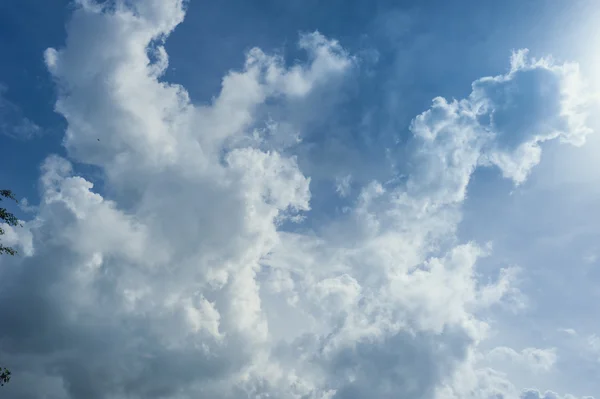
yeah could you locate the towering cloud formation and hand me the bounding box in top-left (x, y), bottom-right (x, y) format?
top-left (0, 1), bottom-right (594, 398)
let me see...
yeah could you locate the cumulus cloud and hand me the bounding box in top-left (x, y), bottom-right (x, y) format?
top-left (0, 0), bottom-right (595, 398)
top-left (520, 389), bottom-right (595, 399)
top-left (475, 50), bottom-right (591, 183)
top-left (410, 49), bottom-right (591, 193)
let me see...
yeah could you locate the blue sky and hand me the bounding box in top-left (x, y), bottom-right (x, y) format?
top-left (1, 1), bottom-right (600, 398)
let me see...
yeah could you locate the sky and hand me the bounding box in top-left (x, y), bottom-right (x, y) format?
top-left (1, 0), bottom-right (600, 398)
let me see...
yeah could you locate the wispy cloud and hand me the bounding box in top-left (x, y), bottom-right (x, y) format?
top-left (0, 84), bottom-right (41, 140)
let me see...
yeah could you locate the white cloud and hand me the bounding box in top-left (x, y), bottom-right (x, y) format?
top-left (521, 389), bottom-right (595, 399)
top-left (488, 347), bottom-right (558, 372)
top-left (410, 49), bottom-right (592, 194)
top-left (0, 1), bottom-right (595, 398)
top-left (558, 328), bottom-right (578, 337)
top-left (475, 50), bottom-right (591, 183)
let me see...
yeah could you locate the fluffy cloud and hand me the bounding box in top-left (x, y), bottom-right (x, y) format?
top-left (410, 49), bottom-right (591, 196)
top-left (0, 0), bottom-right (595, 398)
top-left (520, 389), bottom-right (595, 399)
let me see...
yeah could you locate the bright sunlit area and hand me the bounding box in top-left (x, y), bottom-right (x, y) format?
top-left (1, 1), bottom-right (600, 398)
